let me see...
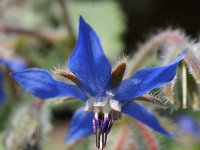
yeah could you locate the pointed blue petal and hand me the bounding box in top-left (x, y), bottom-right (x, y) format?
top-left (5, 59), bottom-right (26, 72)
top-left (11, 68), bottom-right (87, 101)
top-left (65, 108), bottom-right (94, 143)
top-left (122, 101), bottom-right (174, 136)
top-left (0, 70), bottom-right (5, 103)
top-left (114, 50), bottom-right (187, 102)
top-left (0, 58), bottom-right (26, 72)
top-left (68, 16), bottom-right (111, 97)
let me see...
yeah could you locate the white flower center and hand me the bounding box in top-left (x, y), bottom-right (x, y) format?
top-left (84, 93), bottom-right (121, 113)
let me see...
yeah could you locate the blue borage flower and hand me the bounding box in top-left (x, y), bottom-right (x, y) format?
top-left (0, 54), bottom-right (25, 103)
top-left (11, 17), bottom-right (187, 149)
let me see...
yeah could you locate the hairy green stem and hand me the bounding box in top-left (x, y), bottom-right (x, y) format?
top-left (128, 30), bottom-right (190, 75)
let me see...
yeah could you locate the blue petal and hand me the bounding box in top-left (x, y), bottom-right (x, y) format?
top-left (11, 68), bottom-right (87, 101)
top-left (0, 58), bottom-right (26, 72)
top-left (68, 16), bottom-right (111, 97)
top-left (114, 50), bottom-right (187, 102)
top-left (65, 108), bottom-right (94, 143)
top-left (0, 70), bottom-right (5, 103)
top-left (122, 101), bottom-right (174, 136)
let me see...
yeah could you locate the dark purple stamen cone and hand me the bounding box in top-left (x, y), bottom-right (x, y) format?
top-left (95, 113), bottom-right (101, 131)
top-left (93, 112), bottom-right (116, 149)
top-left (102, 114), bottom-right (109, 133)
top-left (106, 120), bottom-right (114, 134)
top-left (93, 118), bottom-right (97, 133)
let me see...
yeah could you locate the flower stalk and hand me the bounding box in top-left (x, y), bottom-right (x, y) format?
top-left (128, 30), bottom-right (189, 74)
top-left (134, 120), bottom-right (159, 150)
